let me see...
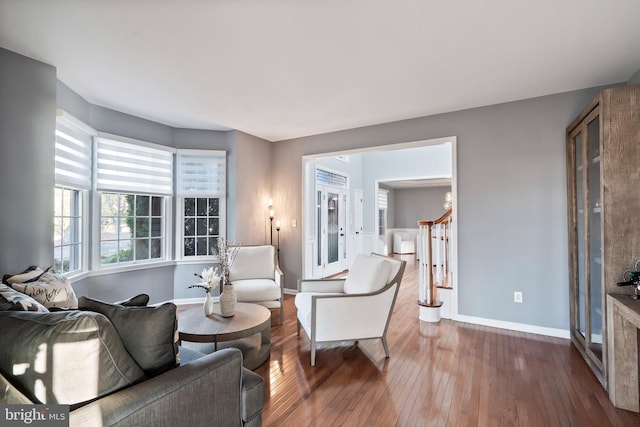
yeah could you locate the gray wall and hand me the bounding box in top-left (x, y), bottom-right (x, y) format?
top-left (272, 86), bottom-right (609, 331)
top-left (628, 68), bottom-right (640, 85)
top-left (0, 48), bottom-right (56, 274)
top-left (392, 186), bottom-right (451, 229)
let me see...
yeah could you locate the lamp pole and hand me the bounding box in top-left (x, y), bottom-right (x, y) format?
top-left (276, 221), bottom-right (281, 261)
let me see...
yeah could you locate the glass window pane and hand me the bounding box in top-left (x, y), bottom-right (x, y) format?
top-left (120, 218), bottom-right (133, 240)
top-left (62, 189), bottom-right (71, 216)
top-left (185, 198), bottom-right (195, 216)
top-left (119, 240), bottom-right (133, 262)
top-left (54, 247), bottom-right (63, 271)
top-left (197, 198), bottom-right (207, 216)
top-left (135, 239), bottom-right (149, 260)
top-left (197, 218), bottom-right (207, 236)
top-left (54, 187), bottom-right (63, 216)
top-left (61, 246), bottom-right (71, 273)
top-left (208, 237), bottom-right (218, 256)
top-left (62, 218), bottom-right (71, 244)
top-left (136, 218), bottom-right (150, 238)
top-left (101, 217), bottom-right (117, 240)
top-left (122, 195), bottom-right (134, 216)
top-left (101, 241), bottom-right (118, 264)
top-left (54, 218), bottom-right (63, 246)
top-left (150, 239), bottom-right (162, 259)
top-left (184, 238), bottom-right (195, 256)
top-left (151, 197), bottom-right (162, 216)
top-left (208, 218), bottom-right (219, 235)
top-left (208, 198), bottom-right (219, 216)
top-left (151, 218), bottom-right (162, 237)
top-left (184, 218), bottom-right (195, 236)
top-left (135, 195), bottom-right (149, 216)
top-left (196, 237), bottom-right (207, 256)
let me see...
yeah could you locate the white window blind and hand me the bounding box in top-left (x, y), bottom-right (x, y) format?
top-left (378, 189), bottom-right (388, 209)
top-left (176, 149), bottom-right (226, 195)
top-left (96, 134), bottom-right (174, 195)
top-left (55, 111), bottom-right (94, 189)
top-left (316, 169), bottom-right (348, 188)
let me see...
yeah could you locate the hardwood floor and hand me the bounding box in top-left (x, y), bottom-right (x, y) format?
top-left (255, 255), bottom-right (640, 426)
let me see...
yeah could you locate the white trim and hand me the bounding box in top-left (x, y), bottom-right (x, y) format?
top-left (284, 288), bottom-right (298, 295)
top-left (56, 109), bottom-right (97, 136)
top-left (170, 296), bottom-right (220, 306)
top-left (454, 314), bottom-right (570, 339)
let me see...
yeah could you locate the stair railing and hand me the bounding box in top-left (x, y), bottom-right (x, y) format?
top-left (418, 208), bottom-right (452, 307)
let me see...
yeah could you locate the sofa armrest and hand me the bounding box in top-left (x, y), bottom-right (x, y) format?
top-left (298, 279), bottom-right (345, 293)
top-left (70, 348), bottom-right (246, 427)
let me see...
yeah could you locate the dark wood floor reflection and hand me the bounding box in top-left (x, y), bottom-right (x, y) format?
top-left (256, 255), bottom-right (640, 426)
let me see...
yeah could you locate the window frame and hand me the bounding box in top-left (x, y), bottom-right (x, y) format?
top-left (54, 110), bottom-right (95, 277)
top-left (175, 149), bottom-right (227, 262)
top-left (95, 192), bottom-right (173, 269)
top-left (53, 185), bottom-right (89, 276)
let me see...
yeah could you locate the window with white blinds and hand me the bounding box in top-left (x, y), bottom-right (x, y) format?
top-left (96, 134), bottom-right (174, 195)
top-left (55, 111), bottom-right (94, 189)
top-left (316, 169), bottom-right (348, 189)
top-left (176, 149), bottom-right (226, 259)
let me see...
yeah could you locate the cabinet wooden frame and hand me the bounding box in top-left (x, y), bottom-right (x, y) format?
top-left (566, 85), bottom-right (640, 390)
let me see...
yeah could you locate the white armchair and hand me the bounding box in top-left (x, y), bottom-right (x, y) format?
top-left (393, 231), bottom-right (415, 254)
top-left (229, 245), bottom-right (284, 323)
top-left (294, 253), bottom-right (406, 366)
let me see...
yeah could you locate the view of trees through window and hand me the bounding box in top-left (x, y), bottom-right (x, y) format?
top-left (183, 197), bottom-right (220, 256)
top-left (100, 193), bottom-right (163, 264)
top-left (54, 187), bottom-right (81, 273)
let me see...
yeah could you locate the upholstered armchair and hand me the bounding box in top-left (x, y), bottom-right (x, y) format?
top-left (393, 231), bottom-right (416, 254)
top-left (295, 253), bottom-right (406, 366)
top-left (229, 245), bottom-right (284, 323)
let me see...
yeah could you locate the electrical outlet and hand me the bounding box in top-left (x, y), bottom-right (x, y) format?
top-left (514, 291), bottom-right (523, 303)
top-left (291, 219), bottom-right (297, 227)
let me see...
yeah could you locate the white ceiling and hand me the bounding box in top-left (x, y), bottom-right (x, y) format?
top-left (1, 1), bottom-right (639, 142)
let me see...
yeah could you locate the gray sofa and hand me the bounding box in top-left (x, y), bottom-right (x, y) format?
top-left (0, 309), bottom-right (265, 427)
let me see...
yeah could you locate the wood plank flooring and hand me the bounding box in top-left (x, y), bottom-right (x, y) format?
top-left (254, 254), bottom-right (640, 426)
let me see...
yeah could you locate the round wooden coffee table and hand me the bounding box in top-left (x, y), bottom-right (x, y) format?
top-left (178, 302), bottom-right (271, 370)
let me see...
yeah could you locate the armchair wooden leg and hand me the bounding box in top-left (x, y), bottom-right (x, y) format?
top-left (296, 318), bottom-right (300, 336)
top-left (381, 336), bottom-right (390, 358)
top-left (311, 345), bottom-right (316, 366)
top-left (280, 304), bottom-right (284, 324)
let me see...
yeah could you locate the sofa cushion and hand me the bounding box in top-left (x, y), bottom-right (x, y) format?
top-left (78, 296), bottom-right (179, 377)
top-left (0, 284), bottom-right (49, 312)
top-left (232, 279), bottom-right (281, 302)
top-left (0, 310), bottom-right (145, 406)
top-left (115, 293), bottom-right (150, 307)
top-left (10, 271), bottom-right (78, 309)
top-left (229, 246), bottom-right (275, 281)
top-left (343, 254), bottom-right (392, 294)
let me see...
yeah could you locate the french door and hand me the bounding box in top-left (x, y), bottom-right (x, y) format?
top-left (315, 185), bottom-right (348, 277)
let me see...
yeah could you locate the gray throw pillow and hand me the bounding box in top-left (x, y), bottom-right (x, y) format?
top-left (115, 293), bottom-right (150, 307)
top-left (78, 296), bottom-right (179, 377)
top-left (0, 311), bottom-right (145, 407)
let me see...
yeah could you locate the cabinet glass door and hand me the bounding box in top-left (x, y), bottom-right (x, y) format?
top-left (574, 131), bottom-right (586, 339)
top-left (587, 116), bottom-right (603, 363)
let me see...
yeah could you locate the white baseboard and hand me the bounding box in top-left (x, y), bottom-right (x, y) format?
top-left (454, 314), bottom-right (570, 339)
top-left (284, 288), bottom-right (298, 296)
top-left (170, 296), bottom-right (219, 305)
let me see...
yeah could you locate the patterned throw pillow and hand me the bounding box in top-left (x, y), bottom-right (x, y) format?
top-left (2, 265), bottom-right (44, 285)
top-left (0, 284), bottom-right (49, 312)
top-left (9, 270), bottom-right (78, 309)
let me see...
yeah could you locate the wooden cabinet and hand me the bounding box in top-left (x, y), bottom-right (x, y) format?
top-left (566, 85), bottom-right (640, 388)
